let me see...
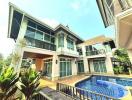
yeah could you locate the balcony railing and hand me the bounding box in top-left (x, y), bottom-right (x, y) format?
top-left (86, 49), bottom-right (105, 56)
top-left (25, 36), bottom-right (56, 51)
top-left (56, 83), bottom-right (119, 100)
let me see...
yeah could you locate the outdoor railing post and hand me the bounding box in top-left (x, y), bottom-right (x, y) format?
top-left (82, 90), bottom-right (85, 100)
top-left (100, 95), bottom-right (102, 100)
top-left (72, 87), bottom-right (74, 97)
top-left (56, 83), bottom-right (59, 91)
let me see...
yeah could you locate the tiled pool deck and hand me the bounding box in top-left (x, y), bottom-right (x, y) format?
top-left (40, 74), bottom-right (89, 89)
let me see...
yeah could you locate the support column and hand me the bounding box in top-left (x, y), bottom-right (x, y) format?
top-left (72, 58), bottom-right (77, 75)
top-left (83, 57), bottom-right (89, 73)
top-left (52, 55), bottom-right (59, 81)
top-left (105, 55), bottom-right (114, 75)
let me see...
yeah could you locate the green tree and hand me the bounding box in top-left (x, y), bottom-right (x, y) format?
top-left (0, 53), bottom-right (4, 72)
top-left (4, 54), bottom-right (12, 66)
top-left (113, 48), bottom-right (131, 74)
top-left (114, 48), bottom-right (130, 63)
top-left (0, 53), bottom-right (3, 60)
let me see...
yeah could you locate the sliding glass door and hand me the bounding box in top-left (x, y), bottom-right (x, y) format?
top-left (44, 59), bottom-right (52, 77)
top-left (77, 60), bottom-right (84, 73)
top-left (60, 58), bottom-right (72, 77)
top-left (93, 59), bottom-right (107, 73)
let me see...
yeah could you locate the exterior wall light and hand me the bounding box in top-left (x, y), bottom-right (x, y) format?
top-left (56, 60), bottom-right (58, 64)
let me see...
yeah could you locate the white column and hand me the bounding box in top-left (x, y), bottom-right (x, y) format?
top-left (52, 54), bottom-right (59, 81)
top-left (64, 34), bottom-right (67, 50)
top-left (83, 57), bottom-right (89, 73)
top-left (72, 58), bottom-right (77, 75)
top-left (105, 55), bottom-right (114, 75)
top-left (90, 60), bottom-right (94, 73)
top-left (82, 45), bottom-right (86, 57)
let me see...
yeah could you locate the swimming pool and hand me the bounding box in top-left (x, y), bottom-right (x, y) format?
top-left (75, 75), bottom-right (131, 99)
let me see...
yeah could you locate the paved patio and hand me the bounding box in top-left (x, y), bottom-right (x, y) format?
top-left (39, 74), bottom-right (90, 89)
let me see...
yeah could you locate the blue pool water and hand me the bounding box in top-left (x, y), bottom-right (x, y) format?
top-left (75, 75), bottom-right (132, 99)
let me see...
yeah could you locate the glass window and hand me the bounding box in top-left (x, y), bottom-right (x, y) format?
top-left (25, 27), bottom-right (35, 38)
top-left (58, 33), bottom-right (64, 47)
top-left (28, 21), bottom-right (36, 28)
top-left (51, 37), bottom-right (55, 44)
top-left (93, 59), bottom-right (107, 73)
top-left (60, 58), bottom-right (72, 77)
top-left (44, 59), bottom-right (52, 77)
top-left (77, 60), bottom-right (84, 73)
top-left (67, 37), bottom-right (74, 50)
top-left (35, 31), bottom-right (43, 41)
top-left (77, 48), bottom-right (82, 55)
top-left (44, 34), bottom-right (50, 42)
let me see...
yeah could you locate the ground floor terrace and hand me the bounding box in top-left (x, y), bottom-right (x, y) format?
top-left (21, 51), bottom-right (114, 81)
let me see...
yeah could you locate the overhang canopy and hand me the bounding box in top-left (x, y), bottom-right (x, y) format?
top-left (116, 8), bottom-right (132, 49)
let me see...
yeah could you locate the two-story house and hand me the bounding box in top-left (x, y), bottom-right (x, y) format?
top-left (8, 3), bottom-right (115, 81)
top-left (77, 35), bottom-right (115, 75)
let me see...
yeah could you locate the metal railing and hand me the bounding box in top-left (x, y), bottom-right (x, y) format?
top-left (86, 49), bottom-right (105, 56)
top-left (24, 36), bottom-right (56, 51)
top-left (56, 82), bottom-right (119, 100)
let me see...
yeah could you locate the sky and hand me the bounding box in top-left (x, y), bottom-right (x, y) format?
top-left (0, 0), bottom-right (115, 58)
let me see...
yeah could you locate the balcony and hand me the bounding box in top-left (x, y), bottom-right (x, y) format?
top-left (24, 36), bottom-right (56, 51)
top-left (57, 47), bottom-right (79, 57)
top-left (86, 49), bottom-right (105, 56)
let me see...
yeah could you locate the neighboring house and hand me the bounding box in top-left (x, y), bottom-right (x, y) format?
top-left (77, 35), bottom-right (115, 75)
top-left (8, 3), bottom-right (115, 81)
top-left (96, 0), bottom-right (132, 63)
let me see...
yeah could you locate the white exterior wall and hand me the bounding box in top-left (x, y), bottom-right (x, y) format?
top-left (56, 31), bottom-right (79, 56)
top-left (77, 43), bottom-right (114, 75)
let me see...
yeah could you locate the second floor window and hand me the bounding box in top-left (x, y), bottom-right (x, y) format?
top-left (25, 27), bottom-right (35, 38)
top-left (58, 33), bottom-right (64, 47)
top-left (77, 48), bottom-right (82, 55)
top-left (35, 31), bottom-right (43, 41)
top-left (67, 37), bottom-right (74, 50)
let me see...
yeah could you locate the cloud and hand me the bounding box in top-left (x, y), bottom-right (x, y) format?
top-left (70, 0), bottom-right (93, 16)
top-left (70, 1), bottom-right (80, 10)
top-left (41, 18), bottom-right (59, 28)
